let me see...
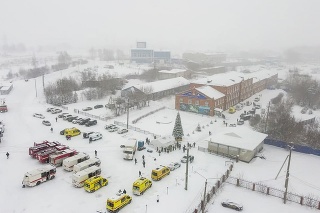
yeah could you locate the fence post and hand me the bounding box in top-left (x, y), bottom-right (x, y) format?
top-left (252, 183), bottom-right (255, 191)
top-left (222, 175), bottom-right (225, 182)
top-left (267, 187), bottom-right (269, 195)
top-left (300, 197), bottom-right (303, 205)
top-left (237, 179), bottom-right (239, 186)
top-left (227, 170), bottom-right (229, 177)
top-left (218, 180), bottom-right (221, 188)
top-left (212, 186), bottom-right (215, 195)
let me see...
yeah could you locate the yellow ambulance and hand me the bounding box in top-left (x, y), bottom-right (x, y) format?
top-left (132, 177), bottom-right (152, 195)
top-left (151, 166), bottom-right (170, 181)
top-left (64, 127), bottom-right (81, 137)
top-left (106, 193), bottom-right (132, 212)
top-left (84, 176), bottom-right (108, 193)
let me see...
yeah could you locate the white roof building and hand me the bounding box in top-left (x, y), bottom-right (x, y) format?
top-left (207, 127), bottom-right (268, 162)
top-left (195, 85), bottom-right (225, 99)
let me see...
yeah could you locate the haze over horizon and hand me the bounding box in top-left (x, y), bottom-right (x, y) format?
top-left (1, 0), bottom-right (320, 54)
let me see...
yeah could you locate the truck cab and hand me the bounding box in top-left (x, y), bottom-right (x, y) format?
top-left (151, 166), bottom-right (170, 181)
top-left (106, 193), bottom-right (132, 212)
top-left (84, 176), bottom-right (108, 193)
top-left (132, 177), bottom-right (152, 195)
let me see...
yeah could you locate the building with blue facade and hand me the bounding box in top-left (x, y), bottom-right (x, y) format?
top-left (131, 42), bottom-right (171, 64)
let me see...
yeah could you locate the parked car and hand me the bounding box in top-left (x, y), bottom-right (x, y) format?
top-left (94, 104), bottom-right (104, 109)
top-left (79, 118), bottom-right (90, 125)
top-left (42, 120), bottom-right (51, 126)
top-left (72, 118), bottom-right (83, 124)
top-left (108, 126), bottom-right (119, 132)
top-left (137, 146), bottom-right (146, 151)
top-left (241, 114), bottom-right (252, 121)
top-left (51, 108), bottom-right (62, 114)
top-left (168, 162), bottom-right (181, 171)
top-left (228, 107), bottom-right (236, 114)
top-left (308, 109), bottom-right (313, 114)
top-left (246, 101), bottom-right (252, 106)
top-left (33, 113), bottom-right (45, 119)
top-left (67, 116), bottom-right (78, 122)
top-left (83, 132), bottom-right (95, 138)
top-left (235, 104), bottom-right (243, 111)
top-left (89, 132), bottom-right (103, 142)
top-left (58, 112), bottom-right (69, 118)
top-left (82, 107), bottom-right (93, 111)
top-left (105, 124), bottom-right (116, 129)
top-left (229, 123), bottom-right (237, 127)
top-left (46, 107), bottom-right (54, 112)
top-left (301, 107), bottom-right (308, 114)
top-left (237, 119), bottom-right (244, 125)
top-left (85, 120), bottom-right (97, 127)
top-left (181, 155), bottom-right (194, 163)
top-left (221, 200), bottom-right (243, 211)
top-left (117, 128), bottom-right (128, 134)
top-left (63, 114), bottom-right (73, 120)
top-left (254, 97), bottom-right (260, 102)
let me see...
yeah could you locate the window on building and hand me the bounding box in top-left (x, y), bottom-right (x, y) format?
top-left (195, 100), bottom-right (199, 105)
top-left (180, 98), bottom-right (183, 103)
top-left (188, 99), bottom-right (192, 104)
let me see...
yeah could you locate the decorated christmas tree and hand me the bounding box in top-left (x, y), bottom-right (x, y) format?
top-left (172, 112), bottom-right (184, 141)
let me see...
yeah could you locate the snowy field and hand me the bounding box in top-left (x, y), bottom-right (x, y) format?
top-left (0, 61), bottom-right (320, 213)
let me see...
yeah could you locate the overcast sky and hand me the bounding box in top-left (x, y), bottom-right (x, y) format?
top-left (1, 0), bottom-right (320, 54)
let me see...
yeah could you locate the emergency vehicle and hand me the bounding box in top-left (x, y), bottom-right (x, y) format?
top-left (63, 153), bottom-right (90, 171)
top-left (106, 192), bottom-right (132, 212)
top-left (151, 166), bottom-right (170, 181)
top-left (132, 177), bottom-right (152, 195)
top-left (73, 157), bottom-right (101, 173)
top-left (49, 149), bottom-right (78, 167)
top-left (37, 145), bottom-right (68, 163)
top-left (29, 141), bottom-right (60, 158)
top-left (84, 175), bottom-right (108, 192)
top-left (22, 164), bottom-right (56, 187)
top-left (72, 166), bottom-right (101, 187)
top-left (63, 127), bottom-right (81, 137)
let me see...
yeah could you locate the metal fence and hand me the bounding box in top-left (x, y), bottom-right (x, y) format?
top-left (132, 106), bottom-right (165, 124)
top-left (184, 164), bottom-right (234, 213)
top-left (114, 121), bottom-right (161, 138)
top-left (226, 177), bottom-right (320, 210)
top-left (73, 109), bottom-right (110, 122)
top-left (264, 138), bottom-right (320, 156)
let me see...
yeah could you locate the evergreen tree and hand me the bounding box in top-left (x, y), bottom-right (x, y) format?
top-left (172, 112), bottom-right (184, 141)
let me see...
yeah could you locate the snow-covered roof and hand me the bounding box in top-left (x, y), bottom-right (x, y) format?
top-left (150, 136), bottom-right (175, 148)
top-left (195, 86), bottom-right (225, 99)
top-left (192, 70), bottom-right (278, 86)
top-left (192, 71), bottom-right (244, 87)
top-left (133, 77), bottom-right (190, 94)
top-left (158, 69), bottom-right (186, 74)
top-left (207, 127), bottom-right (268, 151)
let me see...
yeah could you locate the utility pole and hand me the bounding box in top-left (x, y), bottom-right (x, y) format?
top-left (202, 179), bottom-right (207, 213)
top-left (34, 79), bottom-right (37, 97)
top-left (264, 101), bottom-right (271, 133)
top-left (284, 143), bottom-right (293, 204)
top-left (185, 148), bottom-right (189, 190)
top-left (126, 99), bottom-right (129, 129)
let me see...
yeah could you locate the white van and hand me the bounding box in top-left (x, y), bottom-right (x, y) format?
top-left (63, 153), bottom-right (90, 171)
top-left (73, 158), bottom-right (101, 173)
top-left (89, 132), bottom-right (102, 142)
top-left (72, 166), bottom-right (101, 187)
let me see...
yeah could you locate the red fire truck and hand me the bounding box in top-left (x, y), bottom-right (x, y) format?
top-left (29, 141), bottom-right (60, 158)
top-left (37, 145), bottom-right (69, 163)
top-left (49, 149), bottom-right (78, 167)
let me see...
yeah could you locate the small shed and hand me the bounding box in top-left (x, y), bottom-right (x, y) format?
top-left (207, 128), bottom-right (267, 163)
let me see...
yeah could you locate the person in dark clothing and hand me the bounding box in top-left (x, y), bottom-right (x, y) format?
top-left (50, 127), bottom-right (53, 133)
top-left (6, 152), bottom-right (9, 159)
top-left (139, 170), bottom-right (141, 177)
top-left (142, 155), bottom-right (145, 160)
top-left (123, 189), bottom-right (126, 194)
top-left (55, 117), bottom-right (58, 122)
top-left (142, 160), bottom-right (145, 168)
top-left (95, 150), bottom-right (97, 157)
top-left (135, 158), bottom-right (137, 164)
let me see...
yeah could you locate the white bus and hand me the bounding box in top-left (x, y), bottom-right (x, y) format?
top-left (63, 153), bottom-right (90, 171)
top-left (73, 157), bottom-right (101, 173)
top-left (22, 165), bottom-right (56, 187)
top-left (72, 166), bottom-right (101, 187)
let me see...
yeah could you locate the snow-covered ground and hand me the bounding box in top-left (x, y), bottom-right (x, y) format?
top-left (0, 61), bottom-right (320, 213)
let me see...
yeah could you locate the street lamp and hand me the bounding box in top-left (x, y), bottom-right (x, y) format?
top-left (195, 171), bottom-right (220, 213)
